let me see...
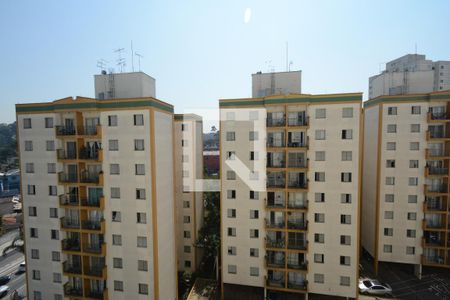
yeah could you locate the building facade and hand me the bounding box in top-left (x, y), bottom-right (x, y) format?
top-left (16, 96), bottom-right (177, 300)
top-left (220, 93), bottom-right (363, 299)
top-left (369, 54), bottom-right (450, 99)
top-left (174, 114), bottom-right (204, 273)
top-left (252, 71), bottom-right (302, 98)
top-left (362, 91), bottom-right (450, 275)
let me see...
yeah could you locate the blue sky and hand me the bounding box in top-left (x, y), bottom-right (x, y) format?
top-left (1, 0), bottom-right (449, 127)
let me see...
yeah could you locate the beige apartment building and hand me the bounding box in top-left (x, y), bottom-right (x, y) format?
top-left (174, 114), bottom-right (204, 273)
top-left (362, 91), bottom-right (450, 275)
top-left (220, 92), bottom-right (363, 299)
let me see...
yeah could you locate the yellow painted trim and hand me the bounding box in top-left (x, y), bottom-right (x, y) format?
top-left (356, 107), bottom-right (364, 298)
top-left (171, 115), bottom-right (179, 300)
top-left (219, 119), bottom-right (224, 300)
top-left (374, 103), bottom-right (383, 274)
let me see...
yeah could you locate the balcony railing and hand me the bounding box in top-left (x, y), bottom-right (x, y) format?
top-left (266, 200), bottom-right (285, 209)
top-left (287, 141), bottom-right (308, 148)
top-left (83, 243), bottom-right (105, 255)
top-left (61, 239), bottom-right (81, 252)
top-left (57, 149), bottom-right (77, 160)
top-left (80, 196), bottom-right (103, 209)
top-left (266, 239), bottom-right (285, 249)
top-left (427, 167), bottom-right (449, 176)
top-left (80, 172), bottom-right (102, 184)
top-left (267, 180), bottom-right (286, 188)
top-left (428, 112), bottom-right (450, 121)
top-left (64, 282), bottom-right (83, 297)
top-left (78, 125), bottom-right (100, 136)
top-left (84, 265), bottom-right (106, 278)
top-left (288, 239), bottom-right (307, 250)
top-left (266, 257), bottom-right (285, 268)
top-left (79, 147), bottom-right (102, 160)
top-left (287, 201), bottom-right (308, 209)
top-left (422, 255), bottom-right (445, 265)
top-left (265, 219), bottom-right (285, 229)
top-left (63, 261), bottom-right (82, 275)
top-left (288, 116), bottom-right (308, 127)
top-left (424, 200), bottom-right (446, 211)
top-left (426, 148), bottom-right (450, 158)
top-left (425, 184), bottom-right (448, 193)
top-left (287, 261), bottom-right (308, 270)
top-left (267, 118), bottom-right (286, 127)
top-left (59, 194), bottom-right (79, 206)
top-left (56, 126), bottom-right (76, 136)
top-left (60, 217), bottom-right (80, 229)
top-left (82, 219), bottom-right (104, 232)
top-left (428, 131), bottom-right (450, 139)
top-left (267, 161), bottom-right (286, 168)
top-left (55, 125), bottom-right (101, 137)
top-left (287, 280), bottom-right (307, 290)
top-left (288, 181), bottom-right (307, 189)
top-left (288, 160), bottom-right (307, 168)
top-left (266, 277), bottom-right (285, 288)
top-left (267, 141), bottom-right (286, 148)
top-left (287, 220), bottom-right (308, 230)
top-left (85, 289), bottom-right (107, 300)
top-left (58, 172), bottom-right (78, 183)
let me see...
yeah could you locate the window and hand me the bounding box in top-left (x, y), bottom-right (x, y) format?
top-left (48, 185), bottom-right (57, 196)
top-left (408, 177), bottom-right (418, 186)
top-left (135, 164), bottom-right (145, 175)
top-left (136, 188), bottom-right (146, 200)
top-left (250, 248), bottom-right (259, 257)
top-left (137, 212), bottom-right (147, 224)
top-left (407, 212), bottom-right (417, 220)
top-left (340, 214), bottom-right (351, 224)
top-left (31, 249), bottom-right (39, 259)
top-left (249, 210), bottom-right (259, 219)
top-left (33, 291), bottom-right (42, 300)
top-left (228, 265), bottom-right (237, 274)
top-left (341, 129), bottom-right (353, 139)
top-left (23, 118), bottom-right (32, 129)
top-left (406, 246), bottom-right (415, 255)
top-left (342, 107), bottom-right (353, 118)
top-left (250, 267), bottom-right (259, 276)
top-left (384, 245), bottom-right (392, 253)
top-left (387, 124), bottom-right (397, 133)
top-left (53, 273), bottom-right (61, 283)
top-left (411, 124), bottom-right (420, 133)
top-left (341, 151), bottom-right (352, 161)
top-left (227, 246), bottom-right (236, 255)
top-left (138, 283), bottom-right (148, 295)
top-left (134, 139), bottom-right (145, 150)
top-left (52, 251), bottom-right (60, 262)
top-left (113, 257), bottom-right (123, 268)
top-left (112, 234), bottom-right (122, 245)
top-left (227, 190), bottom-right (236, 199)
top-left (384, 228), bottom-right (393, 236)
top-left (407, 229), bottom-right (416, 238)
top-left (409, 160), bottom-right (419, 168)
top-left (384, 211), bottom-right (394, 219)
top-left (386, 160), bottom-right (395, 168)
top-left (249, 131), bottom-right (258, 141)
top-left (134, 114), bottom-right (144, 126)
top-left (181, 123), bottom-right (188, 131)
top-left (185, 260), bottom-right (191, 268)
top-left (314, 253), bottom-right (324, 263)
top-left (385, 177), bottom-right (395, 185)
top-left (385, 194), bottom-right (394, 202)
top-left (28, 185), bottom-right (36, 195)
top-left (410, 142), bottom-right (419, 150)
top-left (227, 228), bottom-right (236, 237)
top-left (47, 163), bottom-right (56, 174)
top-left (249, 191), bottom-right (259, 200)
top-left (314, 213), bottom-right (325, 223)
top-left (111, 187), bottom-right (120, 199)
top-left (315, 192), bottom-right (325, 203)
top-left (340, 276), bottom-right (351, 286)
top-left (108, 115), bottom-right (118, 126)
top-left (32, 270), bottom-right (40, 280)
top-left (49, 208), bottom-right (58, 218)
top-left (109, 139), bottom-right (119, 151)
top-left (411, 106), bottom-right (421, 115)
top-left (340, 256), bottom-right (351, 266)
top-left (226, 131), bottom-right (236, 141)
top-left (315, 129), bottom-right (326, 140)
top-left (315, 172), bottom-right (325, 182)
top-left (226, 151), bottom-right (236, 160)
top-left (227, 171), bottom-right (236, 180)
top-left (182, 139), bottom-right (188, 147)
top-left (184, 231), bottom-right (191, 238)
top-left (387, 107), bottom-right (397, 115)
top-left (46, 140), bottom-right (55, 151)
top-left (386, 142), bottom-right (396, 150)
top-left (250, 229), bottom-right (259, 238)
top-left (314, 233), bottom-right (324, 243)
top-left (314, 273), bottom-right (324, 283)
top-left (315, 151), bottom-right (325, 161)
top-left (29, 207), bottom-right (37, 216)
top-left (226, 112), bottom-right (235, 120)
top-left (408, 195), bottom-right (417, 203)
top-left (184, 216), bottom-right (191, 223)
top-left (138, 260), bottom-right (148, 271)
top-left (26, 163), bottom-right (34, 173)
top-left (114, 280), bottom-right (124, 291)
top-left (184, 246), bottom-right (191, 253)
top-left (45, 117), bottom-right (54, 128)
top-left (341, 193), bottom-right (352, 203)
top-left (250, 151), bottom-right (258, 161)
top-left (183, 201), bottom-right (190, 208)
top-left (110, 164), bottom-right (120, 175)
top-left (51, 230), bottom-right (59, 240)
top-left (112, 211), bottom-right (121, 222)
top-left (137, 236), bottom-right (147, 248)
top-left (340, 235), bottom-right (351, 245)
top-left (30, 228), bottom-right (38, 238)
top-left (24, 140), bottom-right (33, 151)
top-left (341, 172), bottom-right (352, 182)
top-left (315, 108), bottom-right (326, 119)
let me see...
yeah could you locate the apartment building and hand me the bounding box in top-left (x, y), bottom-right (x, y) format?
top-left (369, 54), bottom-right (450, 99)
top-left (252, 71), bottom-right (302, 97)
top-left (362, 91), bottom-right (450, 275)
top-left (174, 114), bottom-right (204, 273)
top-left (16, 95), bottom-right (177, 300)
top-left (220, 92), bottom-right (363, 299)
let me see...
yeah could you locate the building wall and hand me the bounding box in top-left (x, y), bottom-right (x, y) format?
top-left (252, 71), bottom-right (302, 97)
top-left (94, 72), bottom-right (156, 99)
top-left (369, 71), bottom-right (434, 99)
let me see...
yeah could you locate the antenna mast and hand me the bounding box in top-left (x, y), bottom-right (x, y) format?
top-left (96, 59), bottom-right (108, 73)
top-left (135, 52), bottom-right (143, 71)
top-left (114, 48), bottom-right (126, 73)
top-left (131, 41), bottom-right (135, 72)
top-left (286, 42), bottom-right (289, 71)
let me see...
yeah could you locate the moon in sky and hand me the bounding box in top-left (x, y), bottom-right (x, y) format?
top-left (244, 8), bottom-right (252, 24)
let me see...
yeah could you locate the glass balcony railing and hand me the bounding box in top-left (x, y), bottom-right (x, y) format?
top-left (287, 220), bottom-right (308, 230)
top-left (60, 217), bottom-right (80, 229)
top-left (265, 218), bottom-right (285, 229)
top-left (62, 261), bottom-right (82, 275)
top-left (58, 172), bottom-right (78, 183)
top-left (61, 239), bottom-right (81, 252)
top-left (288, 239), bottom-right (307, 250)
top-left (81, 219), bottom-right (104, 231)
top-left (64, 282), bottom-right (83, 297)
top-left (266, 239), bottom-right (285, 249)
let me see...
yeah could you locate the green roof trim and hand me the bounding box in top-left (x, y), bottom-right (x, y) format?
top-left (16, 99), bottom-right (174, 113)
top-left (364, 93), bottom-right (450, 108)
top-left (219, 94), bottom-right (362, 107)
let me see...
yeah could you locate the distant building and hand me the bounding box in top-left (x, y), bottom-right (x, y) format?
top-left (0, 169), bottom-right (20, 196)
top-left (252, 71), bottom-right (301, 97)
top-left (369, 54), bottom-right (450, 99)
top-left (203, 150), bottom-right (219, 175)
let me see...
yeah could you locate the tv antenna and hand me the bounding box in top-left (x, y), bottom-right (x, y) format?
top-left (135, 52), bottom-right (143, 71)
top-left (114, 48), bottom-right (126, 72)
top-left (96, 59), bottom-right (108, 72)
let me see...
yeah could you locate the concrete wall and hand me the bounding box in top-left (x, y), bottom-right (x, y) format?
top-left (252, 71), bottom-right (301, 97)
top-left (94, 72), bottom-right (156, 99)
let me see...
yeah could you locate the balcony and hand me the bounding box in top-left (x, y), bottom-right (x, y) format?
top-left (56, 125), bottom-right (76, 137)
top-left (61, 239), bottom-right (81, 253)
top-left (266, 238), bottom-right (285, 249)
top-left (60, 217), bottom-right (80, 230)
top-left (287, 159), bottom-right (307, 169)
top-left (287, 219), bottom-right (307, 230)
top-left (425, 184), bottom-right (448, 195)
top-left (266, 273), bottom-right (285, 288)
top-left (266, 252), bottom-right (285, 268)
top-left (57, 149), bottom-right (77, 160)
top-left (58, 172), bottom-right (78, 184)
top-left (425, 167), bottom-right (449, 177)
top-left (424, 199), bottom-right (446, 212)
top-left (80, 171), bottom-right (103, 184)
top-left (422, 254), bottom-right (446, 266)
top-left (267, 161), bottom-right (286, 169)
top-left (84, 265), bottom-right (107, 279)
top-left (427, 130), bottom-right (450, 140)
top-left (267, 117), bottom-right (286, 127)
top-left (59, 193), bottom-right (79, 207)
top-left (287, 239), bottom-right (307, 250)
top-left (428, 112), bottom-right (450, 122)
top-left (82, 219), bottom-right (105, 233)
top-left (79, 147), bottom-right (102, 161)
top-left (83, 243), bottom-right (106, 256)
top-left (80, 196), bottom-right (105, 209)
top-left (265, 218), bottom-right (285, 229)
top-left (85, 288), bottom-right (108, 300)
top-left (287, 200), bottom-right (308, 209)
top-left (288, 114), bottom-right (308, 127)
top-left (78, 125), bottom-right (101, 137)
top-left (426, 148), bottom-right (450, 160)
top-left (64, 282), bottom-right (83, 297)
top-left (287, 181), bottom-right (308, 189)
top-left (287, 141), bottom-right (308, 148)
top-left (287, 276), bottom-right (307, 291)
top-left (423, 219), bottom-right (446, 230)
top-left (287, 260), bottom-right (308, 271)
top-left (266, 199), bottom-right (285, 209)
top-left (267, 177), bottom-right (286, 189)
top-left (423, 234), bottom-right (446, 247)
top-left (63, 261), bottom-right (82, 275)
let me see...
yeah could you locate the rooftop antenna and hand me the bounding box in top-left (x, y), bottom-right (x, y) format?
top-left (96, 59), bottom-right (108, 73)
top-left (131, 41), bottom-right (135, 72)
top-left (135, 52), bottom-right (143, 71)
top-left (289, 61), bottom-right (294, 72)
top-left (114, 48), bottom-right (126, 72)
top-left (286, 42), bottom-right (289, 71)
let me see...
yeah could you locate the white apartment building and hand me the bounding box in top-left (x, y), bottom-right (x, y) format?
top-left (174, 114), bottom-right (204, 273)
top-left (16, 95), bottom-right (177, 300)
top-left (220, 92), bottom-right (363, 299)
top-left (252, 71), bottom-right (302, 98)
top-left (362, 91), bottom-right (450, 276)
top-left (369, 54), bottom-right (450, 99)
